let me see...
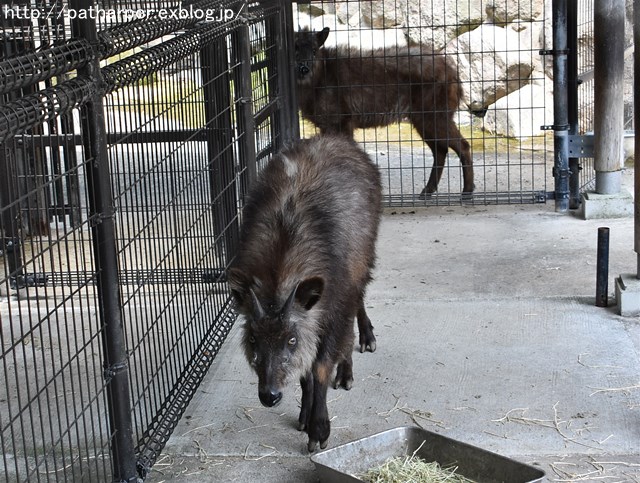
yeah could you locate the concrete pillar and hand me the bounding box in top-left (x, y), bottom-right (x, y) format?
top-left (614, 0), bottom-right (640, 315)
top-left (635, 0), bottom-right (640, 274)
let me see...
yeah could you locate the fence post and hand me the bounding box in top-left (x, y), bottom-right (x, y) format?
top-left (201, 35), bottom-right (240, 265)
top-left (593, 0), bottom-right (625, 194)
top-left (70, 0), bottom-right (139, 481)
top-left (552, 0), bottom-right (570, 212)
top-left (566, 0), bottom-right (581, 209)
top-left (280, 0), bottom-right (300, 143)
top-left (234, 18), bottom-right (258, 186)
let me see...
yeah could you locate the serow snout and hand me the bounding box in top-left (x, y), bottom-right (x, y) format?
top-left (259, 389), bottom-right (283, 407)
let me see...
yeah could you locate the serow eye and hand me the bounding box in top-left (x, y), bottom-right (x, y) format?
top-left (249, 336), bottom-right (256, 344)
top-left (288, 337), bottom-right (297, 346)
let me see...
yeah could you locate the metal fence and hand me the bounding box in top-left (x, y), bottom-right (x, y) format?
top-left (568, 0), bottom-right (634, 205)
top-left (293, 0), bottom-right (553, 207)
top-left (0, 0), bottom-right (295, 481)
top-left (570, 0), bottom-right (596, 199)
top-left (0, 0), bottom-right (619, 481)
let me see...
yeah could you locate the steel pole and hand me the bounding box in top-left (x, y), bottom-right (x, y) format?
top-left (70, 0), bottom-right (138, 481)
top-left (552, 0), bottom-right (570, 212)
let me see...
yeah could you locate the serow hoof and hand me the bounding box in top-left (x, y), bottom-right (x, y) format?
top-left (360, 340), bottom-right (376, 353)
top-left (307, 438), bottom-right (328, 453)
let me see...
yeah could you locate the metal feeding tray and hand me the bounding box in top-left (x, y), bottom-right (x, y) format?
top-left (311, 426), bottom-right (545, 483)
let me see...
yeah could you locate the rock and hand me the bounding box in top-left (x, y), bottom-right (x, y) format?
top-left (327, 26), bottom-right (408, 49)
top-left (445, 23), bottom-right (536, 111)
top-left (404, 0), bottom-right (485, 50)
top-left (359, 0), bottom-right (405, 28)
top-left (481, 78), bottom-right (554, 138)
top-left (485, 0), bottom-right (545, 24)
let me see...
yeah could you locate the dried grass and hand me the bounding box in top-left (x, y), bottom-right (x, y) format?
top-left (359, 441), bottom-right (476, 483)
top-left (377, 395), bottom-right (445, 429)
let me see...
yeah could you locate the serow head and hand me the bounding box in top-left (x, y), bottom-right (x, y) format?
top-left (294, 27), bottom-right (330, 84)
top-left (228, 273), bottom-right (324, 408)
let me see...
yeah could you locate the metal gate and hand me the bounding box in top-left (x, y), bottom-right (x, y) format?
top-left (0, 0), bottom-right (295, 481)
top-left (293, 0), bottom-right (553, 207)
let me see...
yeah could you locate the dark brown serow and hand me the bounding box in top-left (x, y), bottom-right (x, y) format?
top-left (295, 27), bottom-right (474, 198)
top-left (228, 135), bottom-right (382, 452)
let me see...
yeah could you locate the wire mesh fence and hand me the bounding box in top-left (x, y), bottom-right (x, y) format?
top-left (1, 0), bottom-right (295, 480)
top-left (571, 0), bottom-right (633, 198)
top-left (573, 0), bottom-right (595, 193)
top-left (293, 0), bottom-right (553, 207)
top-left (0, 0), bottom-right (608, 480)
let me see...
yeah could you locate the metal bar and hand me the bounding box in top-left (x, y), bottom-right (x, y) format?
top-left (567, 0), bottom-right (581, 209)
top-left (0, 76), bottom-right (95, 144)
top-left (0, 39), bottom-right (94, 95)
top-left (0, 147), bottom-right (24, 286)
top-left (280, 0), bottom-right (300, 142)
top-left (98, 0), bottom-right (237, 57)
top-left (13, 130), bottom-right (211, 145)
top-left (552, 0), bottom-right (571, 212)
top-left (101, 21), bottom-right (234, 94)
top-left (60, 112), bottom-right (83, 227)
top-left (593, 0), bottom-right (625, 194)
top-left (0, 1), bottom-right (238, 96)
top-left (596, 227), bottom-right (610, 307)
top-left (70, 0), bottom-right (138, 480)
top-left (201, 34), bottom-right (240, 266)
top-left (135, 302), bottom-right (237, 478)
top-left (0, 36), bottom-right (24, 288)
top-left (235, 19), bottom-right (258, 185)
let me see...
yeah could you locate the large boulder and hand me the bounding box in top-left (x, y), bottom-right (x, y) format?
top-left (295, 3), bottom-right (408, 49)
top-left (403, 0), bottom-right (485, 50)
top-left (485, 0), bottom-right (545, 24)
top-left (482, 77), bottom-right (554, 138)
top-left (332, 0), bottom-right (407, 29)
top-left (445, 23), bottom-right (537, 111)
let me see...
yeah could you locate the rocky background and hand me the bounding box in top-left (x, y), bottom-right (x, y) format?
top-left (295, 0), bottom-right (634, 141)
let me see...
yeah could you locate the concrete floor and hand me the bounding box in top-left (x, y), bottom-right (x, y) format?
top-left (146, 201), bottom-right (640, 483)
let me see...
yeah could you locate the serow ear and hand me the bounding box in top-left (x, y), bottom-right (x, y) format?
top-left (296, 277), bottom-right (324, 310)
top-left (227, 268), bottom-right (249, 306)
top-left (316, 27), bottom-right (330, 47)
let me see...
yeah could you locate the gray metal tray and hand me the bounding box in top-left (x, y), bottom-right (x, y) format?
top-left (311, 426), bottom-right (545, 483)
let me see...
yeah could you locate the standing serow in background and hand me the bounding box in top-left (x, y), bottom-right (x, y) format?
top-left (295, 27), bottom-right (474, 199)
top-left (228, 135), bottom-right (382, 452)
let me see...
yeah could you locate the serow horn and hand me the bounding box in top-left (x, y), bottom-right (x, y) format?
top-left (280, 283), bottom-right (299, 322)
top-left (249, 289), bottom-right (265, 320)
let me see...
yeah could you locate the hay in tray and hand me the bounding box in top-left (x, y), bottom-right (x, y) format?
top-left (358, 441), bottom-right (476, 483)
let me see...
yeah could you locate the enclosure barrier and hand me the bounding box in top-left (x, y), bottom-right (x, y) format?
top-left (0, 0), bottom-right (295, 480)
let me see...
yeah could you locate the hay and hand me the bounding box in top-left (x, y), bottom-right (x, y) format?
top-left (359, 442), bottom-right (476, 483)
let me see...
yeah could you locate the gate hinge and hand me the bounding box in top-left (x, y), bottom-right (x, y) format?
top-left (104, 361), bottom-right (129, 380)
top-left (552, 166), bottom-right (572, 179)
top-left (541, 124), bottom-right (570, 131)
top-left (539, 49), bottom-right (570, 56)
top-left (568, 134), bottom-right (594, 157)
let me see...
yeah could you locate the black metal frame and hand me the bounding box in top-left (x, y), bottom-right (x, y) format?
top-left (0, 1), bottom-right (295, 481)
top-left (293, 0), bottom-right (552, 207)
